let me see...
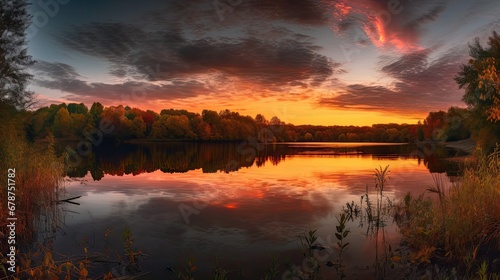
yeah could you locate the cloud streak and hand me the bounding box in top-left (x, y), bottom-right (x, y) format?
top-left (325, 0), bottom-right (447, 52)
top-left (33, 61), bottom-right (209, 104)
top-left (319, 48), bottom-right (468, 115)
top-left (55, 23), bottom-right (338, 88)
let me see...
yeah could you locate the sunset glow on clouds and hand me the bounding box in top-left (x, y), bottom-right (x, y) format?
top-left (28, 0), bottom-right (500, 125)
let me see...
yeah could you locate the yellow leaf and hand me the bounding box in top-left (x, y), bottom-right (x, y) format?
top-left (391, 255), bottom-right (402, 262)
top-left (80, 267), bottom-right (88, 277)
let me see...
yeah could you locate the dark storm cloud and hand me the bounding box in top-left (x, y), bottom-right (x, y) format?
top-left (244, 0), bottom-right (328, 25)
top-left (33, 61), bottom-right (206, 103)
top-left (146, 0), bottom-right (328, 27)
top-left (55, 22), bottom-right (339, 89)
top-left (320, 48), bottom-right (468, 114)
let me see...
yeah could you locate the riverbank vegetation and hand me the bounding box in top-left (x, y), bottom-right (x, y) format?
top-left (0, 101), bottom-right (67, 280)
top-left (395, 146), bottom-right (500, 278)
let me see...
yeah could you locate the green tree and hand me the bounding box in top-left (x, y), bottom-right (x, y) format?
top-left (441, 107), bottom-right (471, 141)
top-left (67, 103), bottom-right (89, 114)
top-left (0, 0), bottom-right (36, 109)
top-left (90, 102), bottom-right (104, 126)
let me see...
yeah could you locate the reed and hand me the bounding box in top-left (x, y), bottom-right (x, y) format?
top-left (395, 145), bottom-right (500, 277)
top-left (0, 109), bottom-right (64, 246)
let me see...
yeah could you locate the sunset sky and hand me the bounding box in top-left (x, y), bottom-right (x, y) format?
top-left (27, 0), bottom-right (500, 125)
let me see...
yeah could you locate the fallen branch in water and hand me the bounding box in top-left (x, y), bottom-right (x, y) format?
top-left (56, 196), bottom-right (82, 205)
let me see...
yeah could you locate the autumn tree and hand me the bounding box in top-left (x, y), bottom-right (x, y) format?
top-left (304, 132), bottom-right (313, 141)
top-left (151, 115), bottom-right (168, 138)
top-left (70, 113), bottom-right (88, 136)
top-left (455, 31), bottom-right (500, 151)
top-left (255, 114), bottom-right (268, 127)
top-left (52, 107), bottom-right (71, 137)
top-left (423, 111), bottom-right (446, 140)
top-left (190, 116), bottom-right (211, 140)
top-left (141, 110), bottom-right (158, 136)
top-left (131, 116), bottom-right (146, 138)
top-left (456, 31), bottom-right (500, 122)
top-left (31, 108), bottom-right (50, 137)
top-left (166, 115), bottom-right (190, 138)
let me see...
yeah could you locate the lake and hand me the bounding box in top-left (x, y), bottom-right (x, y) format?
top-left (43, 142), bottom-right (461, 279)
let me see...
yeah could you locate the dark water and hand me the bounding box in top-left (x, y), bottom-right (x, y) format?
top-left (45, 142), bottom-right (461, 279)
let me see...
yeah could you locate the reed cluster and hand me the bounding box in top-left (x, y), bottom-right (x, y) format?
top-left (395, 145), bottom-right (500, 277)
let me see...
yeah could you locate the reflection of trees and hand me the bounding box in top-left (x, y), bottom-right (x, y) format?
top-left (65, 143), bottom-right (290, 180)
top-left (62, 143), bottom-right (462, 180)
top-left (413, 145), bottom-right (463, 176)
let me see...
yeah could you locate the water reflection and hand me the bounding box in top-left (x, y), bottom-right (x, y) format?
top-left (61, 142), bottom-right (461, 180)
top-left (49, 142), bottom-right (462, 279)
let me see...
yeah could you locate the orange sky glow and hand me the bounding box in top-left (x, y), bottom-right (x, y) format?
top-left (29, 0), bottom-right (498, 126)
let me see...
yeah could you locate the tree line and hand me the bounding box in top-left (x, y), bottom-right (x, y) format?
top-left (25, 101), bottom-right (478, 144)
top-left (24, 102), bottom-right (400, 143)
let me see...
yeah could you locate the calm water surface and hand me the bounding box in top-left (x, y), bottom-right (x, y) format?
top-left (48, 142), bottom-right (460, 279)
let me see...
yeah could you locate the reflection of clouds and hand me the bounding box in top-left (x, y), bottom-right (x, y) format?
top-left (57, 175), bottom-right (336, 277)
top-left (57, 154), bottom-right (448, 278)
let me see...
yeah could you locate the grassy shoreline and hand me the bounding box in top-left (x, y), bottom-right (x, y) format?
top-left (394, 145), bottom-right (500, 278)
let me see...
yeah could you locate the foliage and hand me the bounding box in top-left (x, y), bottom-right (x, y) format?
top-left (27, 103), bottom-right (428, 143)
top-left (0, 0), bottom-right (36, 109)
top-left (456, 31), bottom-right (500, 122)
top-left (455, 31), bottom-right (500, 151)
top-left (0, 102), bottom-right (64, 247)
top-left (52, 107), bottom-right (71, 137)
top-left (331, 213), bottom-right (350, 279)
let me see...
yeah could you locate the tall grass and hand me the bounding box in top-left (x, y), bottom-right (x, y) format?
top-left (395, 145), bottom-right (500, 276)
top-left (0, 105), bottom-right (64, 247)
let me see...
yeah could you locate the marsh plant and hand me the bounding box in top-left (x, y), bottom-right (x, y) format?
top-left (0, 227), bottom-right (145, 279)
top-left (328, 213), bottom-right (351, 279)
top-left (394, 145), bottom-right (500, 278)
